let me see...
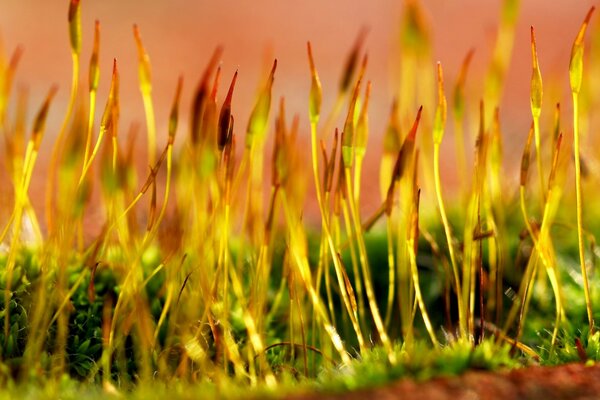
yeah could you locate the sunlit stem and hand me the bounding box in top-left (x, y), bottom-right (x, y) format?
top-left (4, 141), bottom-right (37, 340)
top-left (453, 117), bottom-right (468, 198)
top-left (518, 185), bottom-right (562, 346)
top-left (573, 93), bottom-right (594, 331)
top-left (344, 167), bottom-right (395, 363)
top-left (46, 52), bottom-right (79, 232)
top-left (228, 264), bottom-right (276, 387)
top-left (353, 154), bottom-right (363, 204)
top-left (407, 239), bottom-right (439, 347)
top-left (82, 89), bottom-right (97, 172)
top-left (151, 144), bottom-right (173, 230)
top-left (280, 190), bottom-right (351, 365)
top-left (532, 116), bottom-right (545, 204)
top-left (433, 144), bottom-right (466, 338)
top-left (142, 92), bottom-right (157, 166)
top-left (340, 197), bottom-right (365, 326)
top-left (384, 216), bottom-right (395, 328)
top-left (310, 121), bottom-right (365, 349)
top-left (112, 135), bottom-right (118, 173)
top-left (79, 123), bottom-right (108, 186)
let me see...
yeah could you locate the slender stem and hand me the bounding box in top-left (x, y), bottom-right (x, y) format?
top-left (280, 190), bottom-right (351, 365)
top-left (408, 239), bottom-right (439, 347)
top-left (142, 92), bottom-right (157, 166)
top-left (46, 52), bottom-right (79, 232)
top-left (384, 216), bottom-right (395, 328)
top-left (573, 93), bottom-right (594, 331)
top-left (533, 116), bottom-right (545, 204)
top-left (82, 89), bottom-right (97, 172)
top-left (344, 167), bottom-right (394, 363)
top-left (309, 121), bottom-right (365, 349)
top-left (433, 145), bottom-right (466, 337)
top-left (453, 117), bottom-right (468, 198)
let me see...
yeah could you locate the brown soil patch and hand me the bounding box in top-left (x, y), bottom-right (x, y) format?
top-left (288, 362), bottom-right (600, 400)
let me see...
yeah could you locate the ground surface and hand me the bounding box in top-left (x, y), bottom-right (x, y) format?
top-left (288, 362), bottom-right (600, 400)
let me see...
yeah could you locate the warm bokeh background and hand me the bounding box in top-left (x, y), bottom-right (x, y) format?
top-left (0, 0), bottom-right (597, 216)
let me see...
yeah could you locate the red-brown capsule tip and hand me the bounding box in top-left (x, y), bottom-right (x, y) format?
top-left (133, 24), bottom-right (143, 44)
top-left (307, 41), bottom-right (316, 73)
top-left (8, 46), bottom-right (23, 71)
top-left (339, 27), bottom-right (369, 93)
top-left (457, 48), bottom-right (475, 86)
top-left (585, 6), bottom-right (596, 25)
top-left (269, 59), bottom-right (278, 83)
top-left (218, 70), bottom-right (238, 150)
top-left (357, 53), bottom-right (369, 83)
top-left (406, 105), bottom-right (423, 141)
top-left (190, 46), bottom-right (223, 144)
top-left (168, 75), bottom-right (183, 144)
top-left (68, 0), bottom-right (81, 22)
top-left (530, 26), bottom-right (539, 69)
top-left (211, 65), bottom-right (222, 101)
top-left (574, 7), bottom-right (595, 47)
top-left (32, 85), bottom-right (59, 150)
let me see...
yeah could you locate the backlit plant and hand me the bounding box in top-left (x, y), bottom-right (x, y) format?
top-left (0, 0), bottom-right (600, 397)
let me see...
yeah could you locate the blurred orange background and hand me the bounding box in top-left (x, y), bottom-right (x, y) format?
top-left (0, 0), bottom-right (597, 217)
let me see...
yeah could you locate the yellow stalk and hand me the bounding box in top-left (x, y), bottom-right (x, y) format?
top-left (433, 62), bottom-right (465, 337)
top-left (570, 6), bottom-right (595, 332)
top-left (133, 25), bottom-right (157, 165)
top-left (83, 20), bottom-right (101, 171)
top-left (353, 81), bottom-right (371, 204)
top-left (4, 86), bottom-right (57, 342)
top-left (280, 190), bottom-right (351, 365)
top-left (530, 26), bottom-right (545, 204)
top-left (79, 59), bottom-right (119, 186)
top-left (46, 0), bottom-right (82, 232)
top-left (407, 237), bottom-right (438, 347)
top-left (340, 198), bottom-right (365, 326)
top-left (345, 167), bottom-right (394, 363)
top-left (152, 76), bottom-right (182, 232)
top-left (383, 216), bottom-right (395, 328)
top-left (307, 43), bottom-right (365, 348)
top-left (452, 49), bottom-right (474, 196)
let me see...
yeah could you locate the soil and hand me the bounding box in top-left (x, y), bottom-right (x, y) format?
top-left (288, 362), bottom-right (600, 400)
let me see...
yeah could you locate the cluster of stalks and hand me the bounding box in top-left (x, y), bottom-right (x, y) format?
top-left (0, 0), bottom-right (599, 390)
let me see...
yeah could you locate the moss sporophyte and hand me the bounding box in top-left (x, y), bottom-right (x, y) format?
top-left (0, 0), bottom-right (600, 397)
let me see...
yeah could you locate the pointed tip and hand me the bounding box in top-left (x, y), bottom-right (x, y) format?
top-left (133, 23), bottom-right (141, 39)
top-left (307, 41), bottom-right (316, 71)
top-left (177, 74), bottom-right (184, 88)
top-left (407, 106), bottom-right (423, 141)
top-left (574, 6), bottom-right (595, 46)
top-left (361, 53), bottom-right (369, 70)
top-left (224, 70), bottom-right (238, 103)
top-left (356, 25), bottom-right (370, 48)
top-left (68, 0), bottom-right (81, 22)
top-left (585, 6), bottom-right (596, 24)
top-left (211, 65), bottom-right (222, 100)
top-left (48, 84), bottom-right (59, 99)
top-left (271, 59), bottom-right (278, 74)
